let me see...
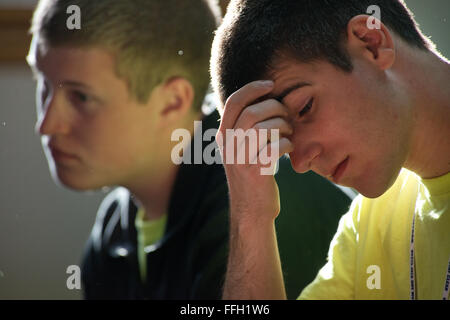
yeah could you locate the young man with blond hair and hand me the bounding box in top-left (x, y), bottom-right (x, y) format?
top-left (28, 0), bottom-right (228, 299)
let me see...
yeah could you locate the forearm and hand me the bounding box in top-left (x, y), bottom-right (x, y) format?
top-left (223, 215), bottom-right (287, 300)
top-left (218, 80), bottom-right (292, 300)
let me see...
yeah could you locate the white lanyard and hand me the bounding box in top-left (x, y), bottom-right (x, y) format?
top-left (410, 210), bottom-right (450, 300)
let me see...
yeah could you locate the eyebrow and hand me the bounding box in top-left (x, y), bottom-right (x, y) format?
top-left (28, 73), bottom-right (94, 93)
top-left (63, 80), bottom-right (104, 103)
top-left (272, 82), bottom-right (311, 102)
top-left (61, 80), bottom-right (93, 90)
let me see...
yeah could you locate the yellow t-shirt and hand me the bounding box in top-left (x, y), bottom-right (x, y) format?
top-left (135, 208), bottom-right (167, 283)
top-left (299, 169), bottom-right (450, 300)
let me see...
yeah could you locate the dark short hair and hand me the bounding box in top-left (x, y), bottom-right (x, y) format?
top-left (211, 0), bottom-right (433, 106)
top-left (31, 0), bottom-right (221, 110)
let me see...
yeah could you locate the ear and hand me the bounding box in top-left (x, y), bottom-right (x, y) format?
top-left (346, 15), bottom-right (395, 70)
top-left (159, 76), bottom-right (194, 122)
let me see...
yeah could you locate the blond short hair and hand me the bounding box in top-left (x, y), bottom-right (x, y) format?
top-left (31, 0), bottom-right (221, 110)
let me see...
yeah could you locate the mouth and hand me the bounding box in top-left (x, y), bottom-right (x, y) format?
top-left (49, 146), bottom-right (79, 163)
top-left (331, 156), bottom-right (349, 184)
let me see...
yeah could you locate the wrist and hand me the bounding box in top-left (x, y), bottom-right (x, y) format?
top-left (229, 212), bottom-right (275, 239)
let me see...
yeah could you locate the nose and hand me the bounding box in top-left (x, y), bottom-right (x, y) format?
top-left (35, 93), bottom-right (71, 136)
top-left (291, 142), bottom-right (322, 173)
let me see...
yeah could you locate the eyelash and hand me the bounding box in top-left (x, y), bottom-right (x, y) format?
top-left (298, 98), bottom-right (313, 118)
top-left (71, 90), bottom-right (90, 104)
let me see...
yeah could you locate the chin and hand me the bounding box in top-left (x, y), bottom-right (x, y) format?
top-left (49, 166), bottom-right (105, 192)
top-left (356, 186), bottom-right (388, 199)
top-left (352, 167), bottom-right (401, 199)
top-left (52, 173), bottom-right (94, 191)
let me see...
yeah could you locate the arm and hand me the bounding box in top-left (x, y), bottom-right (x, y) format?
top-left (224, 217), bottom-right (286, 299)
top-left (218, 80), bottom-right (293, 299)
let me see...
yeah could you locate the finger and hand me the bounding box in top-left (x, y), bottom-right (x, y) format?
top-left (233, 99), bottom-right (289, 131)
top-left (252, 137), bottom-right (293, 163)
top-left (253, 117), bottom-right (293, 138)
top-left (219, 80), bottom-right (274, 132)
top-left (233, 117), bottom-right (291, 162)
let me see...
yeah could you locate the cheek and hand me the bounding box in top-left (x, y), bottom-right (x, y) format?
top-left (325, 86), bottom-right (385, 152)
top-left (74, 115), bottom-right (140, 168)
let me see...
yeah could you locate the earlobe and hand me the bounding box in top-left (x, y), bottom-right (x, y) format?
top-left (377, 46), bottom-right (395, 70)
top-left (347, 15), bottom-right (395, 70)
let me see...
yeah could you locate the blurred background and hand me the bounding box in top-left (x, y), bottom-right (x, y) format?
top-left (0, 0), bottom-right (449, 299)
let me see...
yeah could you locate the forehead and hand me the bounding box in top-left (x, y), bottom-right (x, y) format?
top-left (29, 38), bottom-right (119, 85)
top-left (265, 56), bottom-right (318, 99)
top-left (268, 53), bottom-right (320, 81)
top-left (41, 47), bottom-right (112, 72)
top-left (267, 54), bottom-right (354, 97)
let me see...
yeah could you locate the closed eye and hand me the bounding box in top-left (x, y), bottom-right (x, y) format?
top-left (299, 98), bottom-right (313, 118)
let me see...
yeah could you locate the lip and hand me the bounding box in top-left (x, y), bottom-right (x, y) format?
top-left (332, 156), bottom-right (349, 184)
top-left (49, 146), bottom-right (79, 163)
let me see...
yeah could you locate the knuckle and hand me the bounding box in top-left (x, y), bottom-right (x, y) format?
top-left (273, 116), bottom-right (284, 124)
top-left (253, 122), bottom-right (264, 131)
top-left (261, 98), bottom-right (277, 109)
top-left (249, 81), bottom-right (263, 90)
top-left (224, 93), bottom-right (239, 109)
top-left (265, 98), bottom-right (279, 105)
top-left (242, 106), bottom-right (258, 122)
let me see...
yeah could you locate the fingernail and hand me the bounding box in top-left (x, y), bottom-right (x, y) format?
top-left (260, 80), bottom-right (274, 87)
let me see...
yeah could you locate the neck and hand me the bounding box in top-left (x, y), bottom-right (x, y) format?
top-left (126, 111), bottom-right (202, 221)
top-left (401, 47), bottom-right (450, 178)
top-left (129, 163), bottom-right (180, 221)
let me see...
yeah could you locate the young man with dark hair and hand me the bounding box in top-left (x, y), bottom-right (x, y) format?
top-left (27, 0), bottom-right (230, 299)
top-left (211, 0), bottom-right (450, 299)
